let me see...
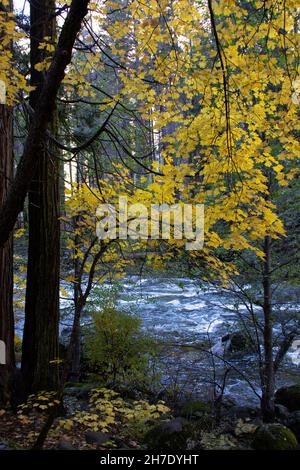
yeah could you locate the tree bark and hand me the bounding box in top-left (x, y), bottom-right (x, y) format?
top-left (0, 104), bottom-right (15, 405)
top-left (21, 0), bottom-right (61, 393)
top-left (0, 0), bottom-right (89, 249)
top-left (69, 234), bottom-right (82, 382)
top-left (261, 235), bottom-right (275, 421)
top-left (0, 0), bottom-right (15, 406)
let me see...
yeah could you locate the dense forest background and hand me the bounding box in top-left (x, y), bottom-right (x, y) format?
top-left (1, 0), bottom-right (300, 451)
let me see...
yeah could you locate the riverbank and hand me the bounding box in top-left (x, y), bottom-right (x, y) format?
top-left (1, 382), bottom-right (300, 450)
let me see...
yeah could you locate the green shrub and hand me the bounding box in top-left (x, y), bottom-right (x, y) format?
top-left (84, 306), bottom-right (158, 387)
top-left (181, 400), bottom-right (211, 418)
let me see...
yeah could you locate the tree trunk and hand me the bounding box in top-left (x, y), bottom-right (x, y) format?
top-left (69, 235), bottom-right (81, 382)
top-left (69, 170), bottom-right (82, 382)
top-left (21, 0), bottom-right (60, 393)
top-left (261, 235), bottom-right (275, 421)
top-left (0, 0), bottom-right (89, 248)
top-left (0, 0), bottom-right (15, 407)
top-left (0, 104), bottom-right (15, 405)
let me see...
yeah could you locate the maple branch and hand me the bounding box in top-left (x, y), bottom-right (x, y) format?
top-left (207, 0), bottom-right (232, 160)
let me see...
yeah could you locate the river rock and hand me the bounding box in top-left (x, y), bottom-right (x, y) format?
top-left (64, 383), bottom-right (94, 400)
top-left (287, 410), bottom-right (300, 441)
top-left (252, 423), bottom-right (298, 450)
top-left (275, 404), bottom-right (290, 422)
top-left (144, 418), bottom-right (191, 450)
top-left (56, 440), bottom-right (75, 450)
top-left (221, 331), bottom-right (249, 353)
top-left (85, 431), bottom-right (111, 445)
top-left (275, 385), bottom-right (300, 412)
top-left (212, 331), bottom-right (250, 356)
top-left (0, 441), bottom-right (11, 450)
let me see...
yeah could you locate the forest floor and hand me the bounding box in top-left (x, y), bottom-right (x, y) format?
top-left (0, 381), bottom-right (294, 451)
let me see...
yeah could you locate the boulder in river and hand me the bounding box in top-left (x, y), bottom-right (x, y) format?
top-left (212, 331), bottom-right (250, 355)
top-left (222, 331), bottom-right (250, 353)
top-left (275, 385), bottom-right (300, 412)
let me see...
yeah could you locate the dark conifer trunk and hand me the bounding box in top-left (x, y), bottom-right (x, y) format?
top-left (0, 103), bottom-right (15, 405)
top-left (0, 0), bottom-right (15, 406)
top-left (22, 0), bottom-right (60, 393)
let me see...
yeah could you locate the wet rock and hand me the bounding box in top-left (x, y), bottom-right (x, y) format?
top-left (221, 331), bottom-right (249, 353)
top-left (252, 423), bottom-right (297, 450)
top-left (234, 420), bottom-right (258, 437)
top-left (85, 431), bottom-right (111, 445)
top-left (113, 437), bottom-right (131, 449)
top-left (287, 410), bottom-right (300, 441)
top-left (64, 384), bottom-right (93, 400)
top-left (64, 386), bottom-right (81, 396)
top-left (162, 417), bottom-right (187, 432)
top-left (79, 401), bottom-right (90, 412)
top-left (211, 332), bottom-right (251, 357)
top-left (144, 418), bottom-right (191, 450)
top-left (0, 441), bottom-right (11, 450)
top-left (275, 404), bottom-right (290, 422)
top-left (75, 388), bottom-right (92, 400)
top-left (56, 440), bottom-right (75, 450)
top-left (275, 385), bottom-right (300, 412)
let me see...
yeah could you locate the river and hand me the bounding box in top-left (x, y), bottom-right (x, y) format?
top-left (59, 276), bottom-right (299, 407)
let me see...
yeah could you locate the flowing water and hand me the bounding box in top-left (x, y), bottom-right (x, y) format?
top-left (25, 275), bottom-right (299, 406)
top-left (88, 276), bottom-right (300, 406)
